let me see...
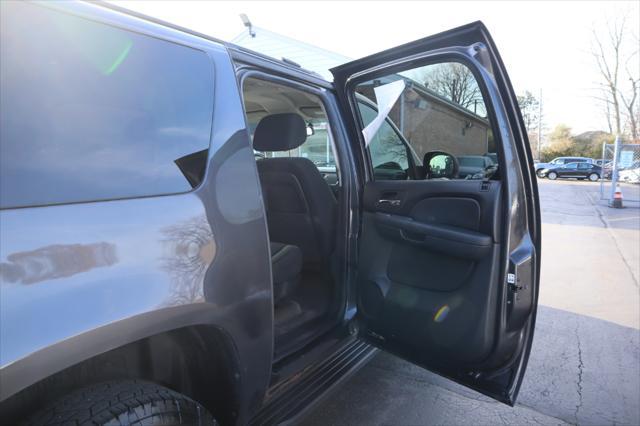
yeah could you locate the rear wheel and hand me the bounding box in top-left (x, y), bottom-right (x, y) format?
top-left (28, 380), bottom-right (218, 426)
top-left (547, 171), bottom-right (558, 180)
top-left (589, 172), bottom-right (599, 181)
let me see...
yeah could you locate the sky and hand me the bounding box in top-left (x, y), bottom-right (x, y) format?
top-left (113, 1), bottom-right (639, 135)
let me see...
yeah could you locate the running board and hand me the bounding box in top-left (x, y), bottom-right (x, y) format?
top-left (250, 338), bottom-right (377, 425)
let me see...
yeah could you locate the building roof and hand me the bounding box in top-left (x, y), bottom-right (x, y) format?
top-left (232, 27), bottom-right (351, 80)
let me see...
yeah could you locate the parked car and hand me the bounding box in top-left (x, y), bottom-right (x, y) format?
top-left (457, 155), bottom-right (496, 178)
top-left (601, 159), bottom-right (638, 180)
top-left (0, 2), bottom-right (541, 425)
top-left (535, 156), bottom-right (593, 177)
top-left (619, 167), bottom-right (640, 184)
top-left (538, 162), bottom-right (602, 181)
top-left (485, 152), bottom-right (499, 164)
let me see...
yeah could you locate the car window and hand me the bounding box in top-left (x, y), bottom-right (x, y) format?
top-left (0, 2), bottom-right (213, 209)
top-left (564, 162), bottom-right (579, 168)
top-left (578, 163), bottom-right (592, 170)
top-left (458, 157), bottom-right (486, 167)
top-left (353, 62), bottom-right (495, 181)
top-left (358, 101), bottom-right (410, 179)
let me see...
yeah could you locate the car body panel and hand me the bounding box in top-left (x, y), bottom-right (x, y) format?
top-left (0, 2), bottom-right (273, 423)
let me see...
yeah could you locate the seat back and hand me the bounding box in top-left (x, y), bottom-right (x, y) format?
top-left (254, 114), bottom-right (337, 269)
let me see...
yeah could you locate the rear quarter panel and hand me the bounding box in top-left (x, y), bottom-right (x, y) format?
top-left (0, 2), bottom-right (272, 422)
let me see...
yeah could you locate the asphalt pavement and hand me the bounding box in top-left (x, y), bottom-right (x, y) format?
top-left (303, 179), bottom-right (640, 426)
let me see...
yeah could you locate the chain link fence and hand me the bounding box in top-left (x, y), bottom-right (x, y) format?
top-left (600, 141), bottom-right (640, 203)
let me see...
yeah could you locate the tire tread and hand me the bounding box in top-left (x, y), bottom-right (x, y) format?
top-left (27, 380), bottom-right (217, 426)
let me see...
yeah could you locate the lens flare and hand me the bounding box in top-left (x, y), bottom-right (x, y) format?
top-left (433, 305), bottom-right (450, 323)
top-left (105, 40), bottom-right (132, 75)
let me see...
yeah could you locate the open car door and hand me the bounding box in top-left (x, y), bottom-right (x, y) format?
top-left (332, 22), bottom-right (540, 405)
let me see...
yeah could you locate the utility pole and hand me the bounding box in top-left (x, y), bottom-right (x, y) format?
top-left (537, 89), bottom-right (542, 160)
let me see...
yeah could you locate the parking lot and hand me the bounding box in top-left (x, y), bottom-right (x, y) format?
top-left (304, 179), bottom-right (640, 426)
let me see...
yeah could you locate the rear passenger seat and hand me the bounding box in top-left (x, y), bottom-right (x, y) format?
top-left (270, 242), bottom-right (302, 303)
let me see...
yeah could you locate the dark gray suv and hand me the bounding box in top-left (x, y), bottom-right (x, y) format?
top-left (0, 2), bottom-right (541, 425)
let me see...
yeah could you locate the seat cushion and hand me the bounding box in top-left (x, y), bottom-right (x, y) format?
top-left (271, 242), bottom-right (302, 302)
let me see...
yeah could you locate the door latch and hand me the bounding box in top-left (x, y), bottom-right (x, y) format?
top-left (378, 199), bottom-right (401, 207)
top-left (507, 272), bottom-right (522, 291)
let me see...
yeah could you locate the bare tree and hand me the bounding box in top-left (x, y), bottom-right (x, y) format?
top-left (592, 16), bottom-right (640, 140)
top-left (620, 52), bottom-right (639, 140)
top-left (421, 63), bottom-right (484, 113)
top-left (517, 91), bottom-right (541, 133)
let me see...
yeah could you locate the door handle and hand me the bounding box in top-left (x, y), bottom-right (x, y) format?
top-left (378, 199), bottom-right (401, 206)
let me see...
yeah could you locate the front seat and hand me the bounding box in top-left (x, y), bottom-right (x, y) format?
top-left (254, 113), bottom-right (337, 270)
top-left (270, 242), bottom-right (302, 303)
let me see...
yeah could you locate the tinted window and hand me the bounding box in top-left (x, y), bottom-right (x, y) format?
top-left (354, 61), bottom-right (494, 181)
top-left (358, 102), bottom-right (410, 179)
top-left (578, 163), bottom-right (593, 170)
top-left (0, 3), bottom-right (214, 208)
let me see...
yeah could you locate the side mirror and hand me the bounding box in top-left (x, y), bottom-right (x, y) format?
top-left (423, 151), bottom-right (459, 179)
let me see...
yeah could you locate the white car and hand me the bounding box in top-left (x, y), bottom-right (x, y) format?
top-left (619, 168), bottom-right (640, 184)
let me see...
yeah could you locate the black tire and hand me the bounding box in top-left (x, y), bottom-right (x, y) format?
top-left (588, 172), bottom-right (599, 182)
top-left (547, 171), bottom-right (558, 180)
top-left (536, 169), bottom-right (545, 178)
top-left (27, 380), bottom-right (218, 426)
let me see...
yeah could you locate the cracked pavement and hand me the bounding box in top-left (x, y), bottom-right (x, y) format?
top-left (303, 180), bottom-right (640, 425)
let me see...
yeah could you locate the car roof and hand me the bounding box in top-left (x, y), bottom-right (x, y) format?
top-left (92, 1), bottom-right (332, 87)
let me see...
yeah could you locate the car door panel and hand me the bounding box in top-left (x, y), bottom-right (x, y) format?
top-left (359, 180), bottom-right (502, 365)
top-left (332, 21), bottom-right (540, 405)
top-left (375, 213), bottom-right (492, 260)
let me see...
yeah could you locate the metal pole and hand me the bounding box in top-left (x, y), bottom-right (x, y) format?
top-left (600, 141), bottom-right (607, 199)
top-left (537, 89), bottom-right (542, 160)
top-left (609, 134), bottom-right (621, 205)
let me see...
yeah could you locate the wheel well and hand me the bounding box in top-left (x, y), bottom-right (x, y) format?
top-left (0, 325), bottom-right (241, 425)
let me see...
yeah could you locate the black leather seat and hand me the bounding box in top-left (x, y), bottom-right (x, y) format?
top-left (270, 242), bottom-right (302, 303)
top-left (254, 113), bottom-right (337, 270)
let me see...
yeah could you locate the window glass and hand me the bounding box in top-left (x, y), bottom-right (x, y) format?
top-left (354, 61), bottom-right (494, 181)
top-left (358, 102), bottom-right (409, 180)
top-left (578, 163), bottom-right (592, 170)
top-left (0, 2), bottom-right (214, 208)
top-left (266, 121), bottom-right (335, 167)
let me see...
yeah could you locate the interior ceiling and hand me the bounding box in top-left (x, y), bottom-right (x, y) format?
top-left (243, 78), bottom-right (325, 123)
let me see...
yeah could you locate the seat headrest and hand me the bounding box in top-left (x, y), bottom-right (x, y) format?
top-left (253, 113), bottom-right (307, 152)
